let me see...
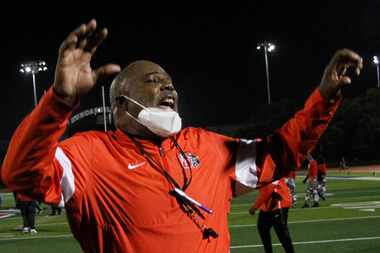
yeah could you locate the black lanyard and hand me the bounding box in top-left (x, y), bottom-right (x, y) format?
top-left (129, 136), bottom-right (192, 191)
top-left (128, 135), bottom-right (218, 240)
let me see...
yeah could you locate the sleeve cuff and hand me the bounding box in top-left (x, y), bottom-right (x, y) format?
top-left (34, 86), bottom-right (79, 123)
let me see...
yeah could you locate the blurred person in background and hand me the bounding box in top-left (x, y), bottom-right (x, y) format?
top-left (317, 157), bottom-right (328, 200)
top-left (249, 178), bottom-right (294, 253)
top-left (303, 154), bottom-right (319, 207)
top-left (286, 170), bottom-right (297, 207)
top-left (50, 204), bottom-right (62, 215)
top-left (15, 193), bottom-right (38, 234)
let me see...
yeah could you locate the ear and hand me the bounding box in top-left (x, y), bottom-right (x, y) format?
top-left (116, 97), bottom-right (123, 106)
top-left (115, 96), bottom-right (128, 110)
top-left (112, 105), bottom-right (118, 115)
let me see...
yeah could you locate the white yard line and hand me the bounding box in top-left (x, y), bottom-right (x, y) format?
top-left (2, 234), bottom-right (378, 248)
top-left (0, 214), bottom-right (15, 219)
top-left (231, 206), bottom-right (335, 215)
top-left (230, 189), bottom-right (380, 211)
top-left (331, 201), bottom-right (380, 207)
top-left (229, 215), bottom-right (380, 228)
top-left (328, 176), bottom-right (380, 181)
top-left (0, 234), bottom-right (73, 241)
top-left (230, 236), bottom-right (380, 249)
top-left (0, 222), bottom-right (68, 231)
top-left (37, 222), bottom-right (68, 226)
top-left (1, 223), bottom-right (379, 248)
top-left (345, 205), bottom-right (380, 209)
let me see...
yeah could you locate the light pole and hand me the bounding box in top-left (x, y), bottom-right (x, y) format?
top-left (257, 42), bottom-right (276, 104)
top-left (101, 85), bottom-right (108, 132)
top-left (373, 56), bottom-right (379, 88)
top-left (19, 61), bottom-right (48, 107)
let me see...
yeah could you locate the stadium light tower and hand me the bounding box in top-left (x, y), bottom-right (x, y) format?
top-left (19, 61), bottom-right (48, 107)
top-left (373, 56), bottom-right (379, 88)
top-left (101, 85), bottom-right (108, 132)
top-left (257, 42), bottom-right (276, 104)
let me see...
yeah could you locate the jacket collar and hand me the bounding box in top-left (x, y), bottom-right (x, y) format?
top-left (113, 128), bottom-right (177, 153)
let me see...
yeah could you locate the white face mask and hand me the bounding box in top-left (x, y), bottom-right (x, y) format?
top-left (120, 95), bottom-right (182, 138)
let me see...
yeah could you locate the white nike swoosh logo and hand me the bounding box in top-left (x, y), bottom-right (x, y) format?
top-left (128, 162), bottom-right (146, 170)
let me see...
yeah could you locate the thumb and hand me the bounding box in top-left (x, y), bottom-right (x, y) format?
top-left (339, 76), bottom-right (351, 86)
top-left (94, 64), bottom-right (121, 82)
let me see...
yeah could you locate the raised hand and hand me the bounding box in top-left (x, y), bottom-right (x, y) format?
top-left (319, 49), bottom-right (363, 101)
top-left (53, 19), bottom-right (121, 106)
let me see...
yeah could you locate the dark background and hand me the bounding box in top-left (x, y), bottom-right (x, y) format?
top-left (0, 2), bottom-right (379, 163)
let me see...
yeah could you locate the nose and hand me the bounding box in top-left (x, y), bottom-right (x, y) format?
top-left (160, 81), bottom-right (175, 91)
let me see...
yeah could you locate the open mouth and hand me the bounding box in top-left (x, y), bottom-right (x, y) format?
top-left (158, 97), bottom-right (175, 110)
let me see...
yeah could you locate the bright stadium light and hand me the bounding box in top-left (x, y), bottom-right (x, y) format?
top-left (373, 56), bottom-right (379, 64)
top-left (268, 44), bottom-right (275, 52)
top-left (257, 41), bottom-right (277, 104)
top-left (19, 61), bottom-right (48, 107)
top-left (373, 56), bottom-right (379, 88)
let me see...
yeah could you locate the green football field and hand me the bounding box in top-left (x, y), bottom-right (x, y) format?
top-left (1, 171), bottom-right (379, 253)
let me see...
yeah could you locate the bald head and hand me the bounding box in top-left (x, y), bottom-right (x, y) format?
top-left (109, 60), bottom-right (166, 108)
top-left (109, 60), bottom-right (177, 133)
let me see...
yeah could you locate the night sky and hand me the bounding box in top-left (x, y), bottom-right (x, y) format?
top-left (0, 2), bottom-right (379, 141)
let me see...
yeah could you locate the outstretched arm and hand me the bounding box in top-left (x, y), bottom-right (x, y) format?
top-left (1, 19), bottom-right (120, 203)
top-left (255, 49), bottom-right (363, 185)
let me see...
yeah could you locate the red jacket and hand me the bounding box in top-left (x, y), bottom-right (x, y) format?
top-left (287, 170), bottom-right (296, 180)
top-left (1, 87), bottom-right (339, 253)
top-left (308, 159), bottom-right (318, 180)
top-left (15, 192), bottom-right (34, 202)
top-left (253, 178), bottom-right (292, 212)
top-left (318, 163), bottom-right (328, 175)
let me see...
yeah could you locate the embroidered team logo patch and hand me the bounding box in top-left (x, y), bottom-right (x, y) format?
top-left (178, 152), bottom-right (200, 169)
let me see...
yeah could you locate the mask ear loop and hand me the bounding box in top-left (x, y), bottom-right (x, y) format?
top-left (117, 95), bottom-right (151, 129)
top-left (118, 95), bottom-right (147, 110)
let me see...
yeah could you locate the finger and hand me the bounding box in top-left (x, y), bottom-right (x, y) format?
top-left (344, 57), bottom-right (363, 76)
top-left (59, 24), bottom-right (85, 53)
top-left (337, 62), bottom-right (362, 82)
top-left (330, 49), bottom-right (361, 67)
top-left (356, 58), bottom-right (364, 75)
top-left (59, 33), bottom-right (78, 55)
top-left (93, 64), bottom-right (121, 81)
top-left (335, 49), bottom-right (363, 69)
top-left (77, 19), bottom-right (97, 49)
top-left (85, 28), bottom-right (108, 54)
top-left (339, 76), bottom-right (351, 85)
top-left (59, 20), bottom-right (95, 53)
top-left (78, 38), bottom-right (88, 50)
top-left (77, 19), bottom-right (97, 39)
top-left (356, 66), bottom-right (361, 76)
top-left (336, 63), bottom-right (348, 77)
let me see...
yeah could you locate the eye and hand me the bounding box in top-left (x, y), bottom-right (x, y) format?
top-left (145, 77), bottom-right (161, 84)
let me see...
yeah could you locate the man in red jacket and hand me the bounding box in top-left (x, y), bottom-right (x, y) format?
top-left (249, 178), bottom-right (294, 253)
top-left (1, 19), bottom-right (362, 252)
